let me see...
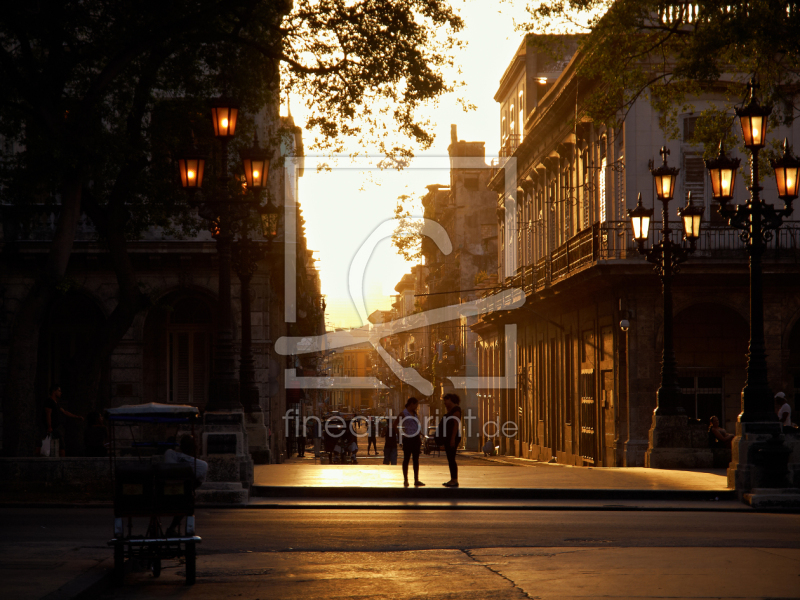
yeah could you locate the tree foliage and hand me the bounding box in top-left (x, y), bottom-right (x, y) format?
top-left (391, 195), bottom-right (423, 263)
top-left (521, 1), bottom-right (800, 150)
top-left (0, 0), bottom-right (463, 454)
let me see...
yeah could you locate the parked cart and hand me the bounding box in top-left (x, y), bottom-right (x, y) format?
top-left (106, 403), bottom-right (202, 585)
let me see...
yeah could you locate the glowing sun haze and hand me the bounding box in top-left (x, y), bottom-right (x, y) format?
top-left (283, 1), bottom-right (532, 330)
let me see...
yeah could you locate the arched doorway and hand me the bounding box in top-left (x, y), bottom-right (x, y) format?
top-left (674, 303), bottom-right (748, 429)
top-left (37, 291), bottom-right (106, 455)
top-left (143, 294), bottom-right (215, 409)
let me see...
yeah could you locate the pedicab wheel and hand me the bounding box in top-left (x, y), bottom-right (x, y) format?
top-left (114, 543), bottom-right (125, 584)
top-left (152, 557), bottom-right (161, 578)
top-left (185, 541), bottom-right (196, 585)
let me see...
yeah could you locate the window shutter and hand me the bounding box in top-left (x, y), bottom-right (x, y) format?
top-left (683, 152), bottom-right (705, 205)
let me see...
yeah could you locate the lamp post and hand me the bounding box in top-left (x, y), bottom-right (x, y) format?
top-left (232, 200), bottom-right (281, 414)
top-left (629, 147), bottom-right (704, 417)
top-left (705, 81), bottom-right (800, 424)
top-left (177, 96), bottom-right (260, 412)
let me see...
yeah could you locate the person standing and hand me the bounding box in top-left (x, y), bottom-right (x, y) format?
top-left (41, 384), bottom-right (83, 457)
top-left (442, 393), bottom-right (462, 487)
top-left (400, 397), bottom-right (424, 487)
top-left (775, 392), bottom-right (793, 431)
top-left (367, 417), bottom-right (378, 455)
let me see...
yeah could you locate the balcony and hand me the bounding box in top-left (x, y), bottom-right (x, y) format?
top-left (476, 220), bottom-right (800, 325)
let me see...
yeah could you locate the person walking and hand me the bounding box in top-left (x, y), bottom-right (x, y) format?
top-left (442, 393), bottom-right (462, 487)
top-left (400, 397), bottom-right (425, 487)
top-left (367, 416), bottom-right (378, 455)
top-left (40, 384), bottom-right (83, 457)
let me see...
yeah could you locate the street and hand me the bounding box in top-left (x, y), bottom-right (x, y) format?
top-left (2, 507), bottom-right (799, 599)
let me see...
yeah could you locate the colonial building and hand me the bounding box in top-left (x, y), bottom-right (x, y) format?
top-left (474, 36), bottom-right (800, 467)
top-left (0, 113), bottom-right (325, 464)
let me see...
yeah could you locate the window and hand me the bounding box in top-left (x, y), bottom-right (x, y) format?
top-left (165, 297), bottom-right (212, 406)
top-left (168, 331), bottom-right (209, 404)
top-left (679, 375), bottom-right (723, 422)
top-left (684, 116), bottom-right (699, 143)
top-left (683, 152), bottom-right (705, 209)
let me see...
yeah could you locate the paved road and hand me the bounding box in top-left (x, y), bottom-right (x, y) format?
top-left (2, 508), bottom-right (800, 598)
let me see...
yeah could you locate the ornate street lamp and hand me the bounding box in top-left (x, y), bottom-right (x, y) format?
top-left (210, 97), bottom-right (239, 138)
top-left (771, 139), bottom-right (800, 202)
top-left (651, 150), bottom-right (679, 202)
top-left (629, 193), bottom-right (653, 242)
top-left (629, 147), bottom-right (704, 417)
top-left (705, 142), bottom-right (740, 204)
top-left (177, 147), bottom-right (207, 190)
top-left (240, 133), bottom-right (270, 191)
top-left (736, 86), bottom-right (771, 150)
top-left (678, 192), bottom-right (704, 241)
top-left (706, 80), bottom-right (797, 426)
top-left (176, 96), bottom-right (266, 412)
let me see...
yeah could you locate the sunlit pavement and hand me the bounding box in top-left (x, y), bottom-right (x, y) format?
top-left (256, 453), bottom-right (729, 491)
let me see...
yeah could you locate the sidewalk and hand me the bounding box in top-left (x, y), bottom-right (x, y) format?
top-left (251, 452), bottom-right (734, 503)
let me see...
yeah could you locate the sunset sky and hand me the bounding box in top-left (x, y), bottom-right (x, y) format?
top-left (284, 1), bottom-right (533, 329)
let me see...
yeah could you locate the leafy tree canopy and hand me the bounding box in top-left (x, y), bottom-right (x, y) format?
top-left (520, 1), bottom-right (800, 154)
top-left (0, 0), bottom-right (463, 220)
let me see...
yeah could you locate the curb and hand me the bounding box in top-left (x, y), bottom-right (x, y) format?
top-left (249, 486), bottom-right (736, 502)
top-left (40, 558), bottom-right (114, 600)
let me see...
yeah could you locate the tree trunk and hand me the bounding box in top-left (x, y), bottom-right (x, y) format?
top-left (68, 203), bottom-right (151, 421)
top-left (2, 178), bottom-right (83, 456)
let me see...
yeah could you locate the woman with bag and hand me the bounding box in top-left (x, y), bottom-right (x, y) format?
top-left (442, 393), bottom-right (462, 487)
top-left (400, 397), bottom-right (424, 487)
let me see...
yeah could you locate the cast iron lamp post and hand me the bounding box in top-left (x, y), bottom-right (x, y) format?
top-left (705, 81), bottom-right (800, 423)
top-left (628, 147), bottom-right (704, 416)
top-left (232, 176), bottom-right (281, 414)
top-left (177, 96), bottom-right (268, 412)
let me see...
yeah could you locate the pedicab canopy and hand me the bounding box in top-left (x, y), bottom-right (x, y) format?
top-left (106, 403), bottom-right (200, 424)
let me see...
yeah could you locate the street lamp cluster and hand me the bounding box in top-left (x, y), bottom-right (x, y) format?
top-left (629, 79), bottom-right (800, 427)
top-left (175, 96), bottom-right (280, 412)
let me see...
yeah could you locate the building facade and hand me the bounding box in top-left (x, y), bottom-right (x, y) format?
top-left (474, 36), bottom-right (800, 467)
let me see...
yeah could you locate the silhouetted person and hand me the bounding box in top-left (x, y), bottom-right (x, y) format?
top-left (164, 436), bottom-right (208, 537)
top-left (442, 393), bottom-right (462, 487)
top-left (367, 417), bottom-right (378, 455)
top-left (709, 416), bottom-right (734, 448)
top-left (40, 384), bottom-right (83, 457)
top-left (400, 397), bottom-right (424, 487)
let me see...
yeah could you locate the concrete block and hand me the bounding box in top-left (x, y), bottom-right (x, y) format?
top-left (743, 488), bottom-right (800, 509)
top-left (646, 448), bottom-right (714, 469)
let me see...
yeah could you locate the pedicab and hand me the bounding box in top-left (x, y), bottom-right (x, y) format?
top-left (322, 416), bottom-right (358, 463)
top-left (106, 403), bottom-right (202, 585)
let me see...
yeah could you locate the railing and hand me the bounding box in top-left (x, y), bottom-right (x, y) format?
top-left (462, 220), bottom-right (800, 325)
top-left (648, 221), bottom-right (800, 258)
top-left (500, 134), bottom-right (521, 158)
top-left (551, 225), bottom-right (597, 281)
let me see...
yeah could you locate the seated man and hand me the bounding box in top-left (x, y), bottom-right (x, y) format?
top-left (709, 416), bottom-right (734, 448)
top-left (164, 436), bottom-right (208, 537)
